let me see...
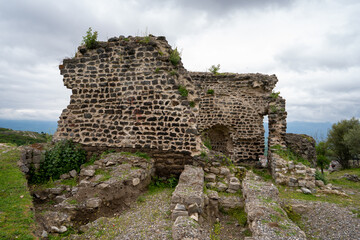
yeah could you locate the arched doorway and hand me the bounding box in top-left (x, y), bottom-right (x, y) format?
top-left (202, 125), bottom-right (233, 156)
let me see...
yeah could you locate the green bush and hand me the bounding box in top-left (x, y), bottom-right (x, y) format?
top-left (207, 89), bottom-right (214, 94)
top-left (189, 101), bottom-right (195, 108)
top-left (178, 85), bottom-right (188, 97)
top-left (315, 170), bottom-right (328, 184)
top-left (30, 140), bottom-right (86, 183)
top-left (82, 27), bottom-right (98, 49)
top-left (169, 47), bottom-right (181, 66)
top-left (209, 64), bottom-right (220, 75)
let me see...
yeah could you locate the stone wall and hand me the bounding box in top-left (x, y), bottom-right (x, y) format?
top-left (285, 133), bottom-right (316, 166)
top-left (54, 35), bottom-right (199, 156)
top-left (192, 72), bottom-right (287, 162)
top-left (54, 35), bottom-right (287, 163)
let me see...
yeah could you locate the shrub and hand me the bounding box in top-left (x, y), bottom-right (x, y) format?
top-left (315, 170), bottom-right (328, 184)
top-left (169, 47), bottom-right (181, 66)
top-left (270, 91), bottom-right (280, 99)
top-left (207, 89), bottom-right (214, 94)
top-left (203, 137), bottom-right (212, 150)
top-left (178, 85), bottom-right (188, 97)
top-left (30, 139), bottom-right (86, 183)
top-left (189, 101), bottom-right (195, 108)
top-left (82, 27), bottom-right (98, 49)
top-left (209, 64), bottom-right (220, 74)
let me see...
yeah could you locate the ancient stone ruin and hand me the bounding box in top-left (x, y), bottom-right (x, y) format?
top-left (54, 35), bottom-right (287, 165)
top-left (20, 34), bottom-right (327, 239)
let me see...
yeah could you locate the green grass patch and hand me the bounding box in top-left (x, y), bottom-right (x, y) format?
top-left (326, 168), bottom-right (360, 189)
top-left (0, 147), bottom-right (36, 240)
top-left (278, 185), bottom-right (358, 207)
top-left (252, 168), bottom-right (273, 182)
top-left (147, 175), bottom-right (178, 195)
top-left (61, 178), bottom-right (78, 187)
top-left (95, 169), bottom-right (112, 182)
top-left (226, 207), bottom-right (248, 227)
top-left (271, 145), bottom-right (310, 167)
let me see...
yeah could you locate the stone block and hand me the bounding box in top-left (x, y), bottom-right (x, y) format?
top-left (86, 197), bottom-right (102, 208)
top-left (205, 173), bottom-right (216, 182)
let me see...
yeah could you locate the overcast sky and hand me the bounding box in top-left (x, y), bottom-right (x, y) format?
top-left (0, 0), bottom-right (359, 123)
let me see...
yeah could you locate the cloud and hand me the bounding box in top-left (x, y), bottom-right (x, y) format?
top-left (0, 0), bottom-right (359, 124)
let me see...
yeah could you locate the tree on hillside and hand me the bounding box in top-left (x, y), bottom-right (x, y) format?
top-left (316, 141), bottom-right (330, 174)
top-left (327, 117), bottom-right (360, 168)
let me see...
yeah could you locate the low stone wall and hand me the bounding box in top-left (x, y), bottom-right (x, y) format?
top-left (270, 152), bottom-right (316, 190)
top-left (18, 144), bottom-right (46, 175)
top-left (242, 171), bottom-right (306, 240)
top-left (32, 152), bottom-right (154, 235)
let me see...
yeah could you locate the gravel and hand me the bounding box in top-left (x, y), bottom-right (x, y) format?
top-left (68, 188), bottom-right (173, 240)
top-left (288, 199), bottom-right (360, 240)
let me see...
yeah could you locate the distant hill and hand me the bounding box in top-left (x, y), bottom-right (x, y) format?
top-left (0, 127), bottom-right (49, 146)
top-left (0, 119), bottom-right (58, 134)
top-left (264, 121), bottom-right (333, 142)
top-left (0, 119), bottom-right (333, 143)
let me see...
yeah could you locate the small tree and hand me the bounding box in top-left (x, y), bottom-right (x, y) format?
top-left (316, 141), bottom-right (330, 174)
top-left (327, 117), bottom-right (360, 168)
top-left (82, 27), bottom-right (98, 49)
top-left (209, 64), bottom-right (221, 74)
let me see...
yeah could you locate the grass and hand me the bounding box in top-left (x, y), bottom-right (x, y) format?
top-left (271, 145), bottom-right (311, 167)
top-left (0, 127), bottom-right (49, 146)
top-left (326, 168), bottom-right (360, 189)
top-left (95, 169), bottom-right (112, 182)
top-left (169, 47), bottom-right (181, 66)
top-left (0, 145), bottom-right (37, 240)
top-left (252, 168), bottom-right (273, 182)
top-left (178, 85), bottom-right (188, 97)
top-left (226, 207), bottom-right (248, 227)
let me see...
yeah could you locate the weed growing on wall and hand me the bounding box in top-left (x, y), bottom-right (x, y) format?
top-left (169, 47), bottom-right (181, 66)
top-left (178, 85), bottom-right (188, 97)
top-left (189, 101), bottom-right (195, 108)
top-left (82, 27), bottom-right (98, 49)
top-left (209, 64), bottom-right (221, 75)
top-left (29, 139), bottom-right (86, 183)
top-left (270, 91), bottom-right (280, 99)
top-left (207, 89), bottom-right (215, 94)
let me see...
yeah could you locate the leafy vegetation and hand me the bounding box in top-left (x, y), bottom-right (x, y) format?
top-left (209, 64), bottom-right (221, 75)
top-left (29, 139), bottom-right (86, 183)
top-left (327, 117), bottom-right (360, 168)
top-left (202, 136), bottom-right (212, 150)
top-left (210, 221), bottom-right (223, 240)
top-left (207, 89), bottom-right (215, 94)
top-left (189, 101), bottom-right (195, 108)
top-left (169, 70), bottom-right (177, 76)
top-left (315, 170), bottom-right (327, 184)
top-left (271, 145), bottom-right (310, 166)
top-left (178, 85), bottom-right (188, 97)
top-left (0, 146), bottom-right (36, 240)
top-left (169, 47), bottom-right (181, 66)
top-left (0, 127), bottom-right (49, 146)
top-left (82, 27), bottom-right (98, 49)
top-left (270, 91), bottom-right (280, 99)
top-left (316, 141), bottom-right (330, 174)
top-left (148, 175), bottom-right (178, 194)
